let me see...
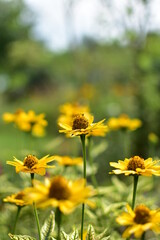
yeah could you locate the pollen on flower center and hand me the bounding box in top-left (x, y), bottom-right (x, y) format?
top-left (127, 156), bottom-right (145, 171)
top-left (49, 176), bottom-right (71, 200)
top-left (15, 192), bottom-right (25, 200)
top-left (134, 205), bottom-right (150, 224)
top-left (23, 155), bottom-right (38, 169)
top-left (72, 114), bottom-right (89, 130)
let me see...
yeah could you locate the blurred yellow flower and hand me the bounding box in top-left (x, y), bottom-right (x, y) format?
top-left (116, 204), bottom-right (160, 238)
top-left (2, 109), bottom-right (48, 137)
top-left (24, 176), bottom-right (95, 214)
top-left (110, 155), bottom-right (160, 176)
top-left (59, 113), bottom-right (106, 137)
top-left (148, 132), bottom-right (159, 144)
top-left (55, 155), bottom-right (83, 166)
top-left (7, 154), bottom-right (55, 176)
top-left (107, 114), bottom-right (142, 131)
top-left (59, 102), bottom-right (90, 116)
top-left (58, 102), bottom-right (90, 126)
top-left (3, 191), bottom-right (31, 206)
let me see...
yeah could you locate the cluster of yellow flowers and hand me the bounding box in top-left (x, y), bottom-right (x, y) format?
top-left (110, 155), bottom-right (160, 238)
top-left (5, 154), bottom-right (95, 214)
top-left (107, 114), bottom-right (142, 131)
top-left (2, 109), bottom-right (47, 137)
top-left (3, 102), bottom-right (160, 239)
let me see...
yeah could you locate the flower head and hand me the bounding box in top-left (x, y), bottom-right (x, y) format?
top-left (107, 114), bottom-right (142, 131)
top-left (2, 109), bottom-right (48, 137)
top-left (116, 204), bottom-right (160, 238)
top-left (54, 155), bottom-right (83, 166)
top-left (7, 154), bottom-right (55, 176)
top-left (3, 191), bottom-right (31, 206)
top-left (110, 155), bottom-right (160, 176)
top-left (59, 113), bottom-right (107, 137)
top-left (24, 176), bottom-right (95, 214)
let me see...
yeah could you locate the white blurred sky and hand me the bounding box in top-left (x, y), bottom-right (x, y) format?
top-left (24, 0), bottom-right (160, 51)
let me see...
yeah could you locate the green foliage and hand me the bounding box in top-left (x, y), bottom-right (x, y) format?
top-left (41, 211), bottom-right (55, 240)
top-left (61, 225), bottom-right (110, 240)
top-left (8, 234), bottom-right (36, 240)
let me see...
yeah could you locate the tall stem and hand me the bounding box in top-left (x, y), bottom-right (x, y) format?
top-left (30, 174), bottom-right (41, 240)
top-left (12, 206), bottom-right (21, 234)
top-left (141, 232), bottom-right (145, 240)
top-left (132, 175), bottom-right (139, 210)
top-left (80, 134), bottom-right (86, 240)
top-left (88, 136), bottom-right (98, 188)
top-left (56, 207), bottom-right (62, 240)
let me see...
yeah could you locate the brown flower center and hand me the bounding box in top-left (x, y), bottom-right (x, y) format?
top-left (134, 205), bottom-right (150, 224)
top-left (127, 156), bottom-right (145, 171)
top-left (23, 155), bottom-right (38, 169)
top-left (48, 176), bottom-right (71, 200)
top-left (72, 114), bottom-right (89, 130)
top-left (15, 192), bottom-right (25, 200)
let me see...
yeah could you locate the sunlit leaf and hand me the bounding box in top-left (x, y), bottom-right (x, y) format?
top-left (61, 231), bottom-right (70, 240)
top-left (41, 211), bottom-right (55, 240)
top-left (87, 225), bottom-right (95, 240)
top-left (70, 230), bottom-right (79, 240)
top-left (96, 228), bottom-right (109, 240)
top-left (8, 233), bottom-right (36, 240)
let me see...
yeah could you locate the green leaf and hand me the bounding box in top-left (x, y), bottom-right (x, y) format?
top-left (60, 231), bottom-right (70, 240)
top-left (100, 237), bottom-right (110, 240)
top-left (96, 228), bottom-right (109, 240)
top-left (8, 233), bottom-right (36, 240)
top-left (41, 211), bottom-right (55, 240)
top-left (70, 230), bottom-right (79, 240)
top-left (87, 225), bottom-right (95, 240)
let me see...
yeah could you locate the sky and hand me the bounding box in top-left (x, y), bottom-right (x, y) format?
top-left (24, 0), bottom-right (160, 51)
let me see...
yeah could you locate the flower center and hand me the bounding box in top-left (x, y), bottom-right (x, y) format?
top-left (72, 114), bottom-right (89, 130)
top-left (127, 156), bottom-right (145, 171)
top-left (15, 192), bottom-right (25, 200)
top-left (134, 205), bottom-right (150, 224)
top-left (23, 155), bottom-right (38, 169)
top-left (48, 176), bottom-right (71, 200)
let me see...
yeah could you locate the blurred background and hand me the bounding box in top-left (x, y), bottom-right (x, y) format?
top-left (1, 0), bottom-right (160, 238)
top-left (0, 0), bottom-right (160, 181)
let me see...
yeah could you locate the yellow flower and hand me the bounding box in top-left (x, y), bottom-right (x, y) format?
top-left (116, 204), bottom-right (160, 238)
top-left (107, 114), bottom-right (142, 131)
top-left (88, 123), bottom-right (108, 137)
top-left (54, 155), bottom-right (83, 166)
top-left (3, 191), bottom-right (31, 206)
top-left (2, 109), bottom-right (48, 137)
top-left (59, 102), bottom-right (90, 117)
top-left (58, 103), bottom-right (90, 126)
top-left (2, 112), bottom-right (15, 123)
top-left (59, 113), bottom-right (106, 137)
top-left (7, 154), bottom-right (55, 176)
top-left (24, 176), bottom-right (95, 214)
top-left (148, 132), bottom-right (159, 144)
top-left (110, 155), bottom-right (160, 176)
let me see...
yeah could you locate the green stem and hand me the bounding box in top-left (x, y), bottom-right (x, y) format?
top-left (141, 232), bottom-right (145, 240)
top-left (132, 175), bottom-right (139, 210)
top-left (80, 134), bottom-right (87, 240)
top-left (88, 136), bottom-right (98, 188)
top-left (31, 173), bottom-right (34, 186)
top-left (81, 135), bottom-right (86, 179)
top-left (56, 207), bottom-right (62, 240)
top-left (12, 206), bottom-right (21, 234)
top-left (30, 174), bottom-right (41, 240)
